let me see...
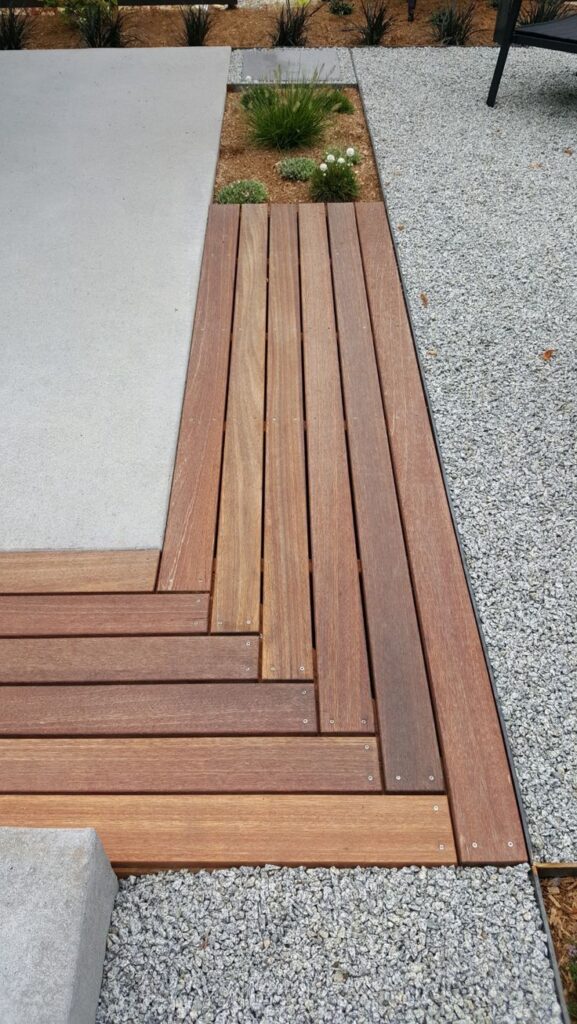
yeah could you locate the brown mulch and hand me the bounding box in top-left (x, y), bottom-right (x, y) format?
top-left (214, 87), bottom-right (382, 203)
top-left (542, 876), bottom-right (577, 1020)
top-left (26, 0), bottom-right (497, 51)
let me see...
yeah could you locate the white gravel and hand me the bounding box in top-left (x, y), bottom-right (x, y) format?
top-left (97, 864), bottom-right (561, 1023)
top-left (354, 47), bottom-right (577, 864)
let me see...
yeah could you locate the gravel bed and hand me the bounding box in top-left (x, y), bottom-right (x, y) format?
top-left (97, 864), bottom-right (561, 1023)
top-left (354, 47), bottom-right (577, 863)
top-left (228, 47), bottom-right (356, 84)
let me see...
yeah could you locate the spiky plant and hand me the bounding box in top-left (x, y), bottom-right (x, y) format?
top-left (180, 4), bottom-right (213, 45)
top-left (430, 0), bottom-right (475, 44)
top-left (0, 3), bottom-right (32, 49)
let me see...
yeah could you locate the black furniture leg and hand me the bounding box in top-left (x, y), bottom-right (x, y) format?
top-left (487, 40), bottom-right (512, 106)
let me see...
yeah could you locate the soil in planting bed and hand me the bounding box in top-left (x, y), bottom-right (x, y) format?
top-left (542, 876), bottom-right (577, 1020)
top-left (26, 0), bottom-right (497, 51)
top-left (214, 87), bottom-right (381, 203)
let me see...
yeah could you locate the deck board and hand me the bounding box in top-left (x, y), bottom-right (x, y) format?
top-left (0, 593), bottom-right (208, 637)
top-left (0, 549), bottom-right (159, 593)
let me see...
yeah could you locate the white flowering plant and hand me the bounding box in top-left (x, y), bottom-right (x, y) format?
top-left (310, 146), bottom-right (360, 203)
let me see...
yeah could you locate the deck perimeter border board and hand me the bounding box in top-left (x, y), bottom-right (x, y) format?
top-left (0, 593), bottom-right (209, 637)
top-left (158, 204), bottom-right (240, 592)
top-left (0, 550), bottom-right (159, 594)
top-left (0, 794), bottom-right (457, 867)
top-left (355, 202), bottom-right (526, 865)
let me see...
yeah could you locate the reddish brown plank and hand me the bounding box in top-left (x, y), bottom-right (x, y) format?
top-left (326, 204), bottom-right (443, 790)
top-left (356, 202), bottom-right (526, 863)
top-left (158, 204), bottom-right (240, 592)
top-left (0, 593), bottom-right (208, 637)
top-left (262, 206), bottom-right (313, 680)
top-left (212, 205), bottom-right (268, 632)
top-left (0, 636), bottom-right (258, 683)
top-left (0, 549), bottom-right (159, 594)
top-left (0, 795), bottom-right (458, 867)
top-left (0, 683), bottom-right (316, 735)
top-left (298, 205), bottom-right (373, 734)
top-left (0, 738), bottom-right (382, 793)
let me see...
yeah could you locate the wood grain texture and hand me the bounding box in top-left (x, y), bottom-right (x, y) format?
top-left (262, 206), bottom-right (313, 680)
top-left (0, 550), bottom-right (159, 593)
top-left (0, 636), bottom-right (258, 683)
top-left (158, 204), bottom-right (240, 592)
top-left (298, 205), bottom-right (373, 734)
top-left (0, 738), bottom-right (381, 793)
top-left (0, 683), bottom-right (317, 735)
top-left (212, 205), bottom-right (268, 633)
top-left (0, 593), bottom-right (209, 637)
top-left (356, 203), bottom-right (526, 863)
top-left (327, 205), bottom-right (443, 791)
top-left (0, 794), bottom-right (458, 867)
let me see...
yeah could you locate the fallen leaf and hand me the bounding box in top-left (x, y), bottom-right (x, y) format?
top-left (426, 348), bottom-right (438, 357)
top-left (564, 147), bottom-right (574, 156)
top-left (420, 292), bottom-right (429, 308)
top-left (541, 349), bottom-right (557, 361)
top-left (397, 223), bottom-right (405, 231)
top-left (529, 161), bottom-right (544, 170)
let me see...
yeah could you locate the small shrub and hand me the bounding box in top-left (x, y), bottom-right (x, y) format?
top-left (217, 179), bottom-right (269, 204)
top-left (0, 3), bottom-right (32, 48)
top-left (277, 156), bottom-right (317, 181)
top-left (430, 0), bottom-right (475, 44)
top-left (325, 144), bottom-right (361, 165)
top-left (180, 4), bottom-right (213, 44)
top-left (271, 0), bottom-right (316, 46)
top-left (329, 0), bottom-right (354, 13)
top-left (310, 148), bottom-right (360, 202)
top-left (243, 77), bottom-right (344, 150)
top-left (518, 0), bottom-right (568, 22)
top-left (353, 0), bottom-right (392, 43)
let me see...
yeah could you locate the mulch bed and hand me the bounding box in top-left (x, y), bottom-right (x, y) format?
top-left (26, 0), bottom-right (497, 50)
top-left (214, 87), bottom-right (382, 203)
top-left (542, 876), bottom-right (577, 1020)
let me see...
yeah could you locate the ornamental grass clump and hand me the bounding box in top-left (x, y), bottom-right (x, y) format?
top-left (518, 0), bottom-right (568, 22)
top-left (217, 180), bottom-right (269, 204)
top-left (271, 0), bottom-right (317, 46)
top-left (310, 147), bottom-right (360, 202)
top-left (243, 77), bottom-right (345, 150)
top-left (277, 156), bottom-right (317, 181)
top-left (0, 3), bottom-right (32, 48)
top-left (430, 0), bottom-right (475, 44)
top-left (180, 4), bottom-right (213, 44)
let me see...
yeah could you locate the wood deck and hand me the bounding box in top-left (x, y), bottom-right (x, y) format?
top-left (0, 203), bottom-right (526, 869)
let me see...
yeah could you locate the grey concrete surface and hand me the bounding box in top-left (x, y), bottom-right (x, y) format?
top-left (233, 47), bottom-right (356, 84)
top-left (0, 49), bottom-right (230, 551)
top-left (0, 827), bottom-right (118, 1024)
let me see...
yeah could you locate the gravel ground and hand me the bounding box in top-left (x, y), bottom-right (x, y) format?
top-left (354, 47), bottom-right (577, 863)
top-left (228, 47), bottom-right (356, 84)
top-left (97, 864), bottom-right (561, 1023)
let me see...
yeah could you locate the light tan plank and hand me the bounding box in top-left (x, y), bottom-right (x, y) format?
top-left (158, 204), bottom-right (240, 591)
top-left (262, 206), bottom-right (313, 680)
top-left (298, 205), bottom-right (373, 733)
top-left (0, 550), bottom-right (159, 594)
top-left (212, 205), bottom-right (268, 632)
top-left (0, 636), bottom-right (258, 683)
top-left (0, 593), bottom-right (208, 637)
top-left (0, 738), bottom-right (381, 793)
top-left (0, 795), bottom-right (458, 867)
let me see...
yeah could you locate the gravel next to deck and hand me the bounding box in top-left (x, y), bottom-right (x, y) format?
top-left (354, 47), bottom-right (577, 863)
top-left (97, 865), bottom-right (561, 1023)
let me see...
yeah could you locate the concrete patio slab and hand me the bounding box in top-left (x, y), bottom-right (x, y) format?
top-left (0, 48), bottom-right (230, 551)
top-left (0, 827), bottom-right (117, 1024)
top-left (235, 47), bottom-right (355, 84)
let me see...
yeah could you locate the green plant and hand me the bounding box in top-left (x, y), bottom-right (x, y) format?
top-left (180, 4), bottom-right (213, 44)
top-left (46, 0), bottom-right (127, 45)
top-left (310, 148), bottom-right (360, 202)
top-left (270, 0), bottom-right (316, 46)
top-left (243, 77), bottom-right (345, 150)
top-left (352, 0), bottom-right (392, 43)
top-left (324, 87), bottom-right (355, 113)
top-left (329, 0), bottom-right (354, 13)
top-left (325, 144), bottom-right (361, 165)
top-left (217, 179), bottom-right (269, 204)
top-left (0, 3), bottom-right (32, 48)
top-left (518, 0), bottom-right (568, 22)
top-left (277, 156), bottom-right (317, 181)
top-left (430, 0), bottom-right (475, 44)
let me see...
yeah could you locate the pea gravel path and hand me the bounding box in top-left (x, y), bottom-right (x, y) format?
top-left (353, 47), bottom-right (577, 863)
top-left (97, 865), bottom-right (561, 1023)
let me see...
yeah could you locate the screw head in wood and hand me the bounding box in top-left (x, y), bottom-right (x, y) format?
top-left (361, 718), bottom-right (367, 725)
top-left (472, 842), bottom-right (478, 849)
top-left (395, 775), bottom-right (401, 781)
top-left (299, 666), bottom-right (305, 672)
top-left (433, 805), bottom-right (439, 812)
top-left (302, 690), bottom-right (307, 695)
top-left (329, 719), bottom-right (335, 725)
top-left (429, 775), bottom-right (435, 781)
top-left (367, 775), bottom-right (374, 782)
top-left (439, 844), bottom-right (445, 851)
top-left (364, 745), bottom-right (370, 750)
top-left (507, 841), bottom-right (514, 848)
top-left (303, 719), bottom-right (308, 725)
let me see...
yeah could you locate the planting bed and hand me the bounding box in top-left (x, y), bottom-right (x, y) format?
top-left (543, 876), bottom-right (577, 1020)
top-left (26, 0), bottom-right (497, 50)
top-left (214, 87), bottom-right (381, 203)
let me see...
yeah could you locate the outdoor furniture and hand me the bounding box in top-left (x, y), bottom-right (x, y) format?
top-left (487, 0), bottom-right (577, 105)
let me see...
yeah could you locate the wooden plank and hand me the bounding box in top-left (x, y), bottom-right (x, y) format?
top-left (0, 550), bottom-right (159, 594)
top-left (326, 204), bottom-right (443, 790)
top-left (0, 738), bottom-right (381, 793)
top-left (212, 205), bottom-right (268, 632)
top-left (158, 204), bottom-right (240, 592)
top-left (0, 683), bottom-right (316, 736)
top-left (356, 203), bottom-right (526, 863)
top-left (0, 795), bottom-right (457, 867)
top-left (0, 593), bottom-right (209, 637)
top-left (0, 636), bottom-right (258, 683)
top-left (298, 205), bottom-right (373, 734)
top-left (262, 206), bottom-right (313, 680)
